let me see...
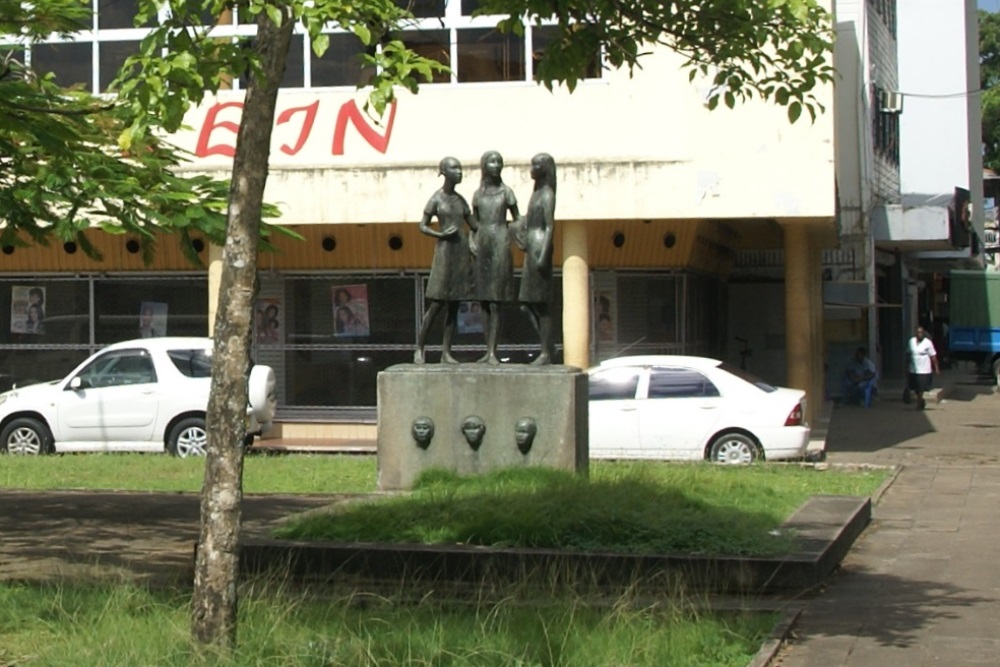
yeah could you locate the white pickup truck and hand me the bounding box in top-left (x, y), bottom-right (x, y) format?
top-left (0, 337), bottom-right (275, 457)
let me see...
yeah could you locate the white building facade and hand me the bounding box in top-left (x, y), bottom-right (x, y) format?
top-left (1, 0), bottom-right (841, 439)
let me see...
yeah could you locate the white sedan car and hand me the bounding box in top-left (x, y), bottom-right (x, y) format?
top-left (0, 337), bottom-right (276, 457)
top-left (588, 356), bottom-right (810, 463)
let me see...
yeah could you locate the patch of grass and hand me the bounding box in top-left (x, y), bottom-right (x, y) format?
top-left (277, 464), bottom-right (891, 556)
top-left (0, 580), bottom-right (777, 667)
top-left (0, 452), bottom-right (376, 494)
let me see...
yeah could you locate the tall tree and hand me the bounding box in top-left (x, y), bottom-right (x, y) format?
top-left (981, 9), bottom-right (1000, 172)
top-left (9, 0), bottom-right (835, 650)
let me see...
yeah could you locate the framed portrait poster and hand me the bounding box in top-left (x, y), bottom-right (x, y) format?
top-left (331, 284), bottom-right (370, 337)
top-left (255, 298), bottom-right (282, 343)
top-left (11, 286), bottom-right (46, 335)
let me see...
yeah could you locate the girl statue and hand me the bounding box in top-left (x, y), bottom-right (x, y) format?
top-left (471, 150), bottom-right (519, 365)
top-left (414, 156), bottom-right (476, 364)
top-left (517, 153), bottom-right (557, 365)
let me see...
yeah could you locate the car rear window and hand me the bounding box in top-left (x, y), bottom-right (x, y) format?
top-left (168, 349), bottom-right (213, 378)
top-left (718, 362), bottom-right (777, 392)
top-left (589, 367), bottom-right (640, 401)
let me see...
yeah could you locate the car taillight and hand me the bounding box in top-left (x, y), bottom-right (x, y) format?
top-left (784, 403), bottom-right (804, 426)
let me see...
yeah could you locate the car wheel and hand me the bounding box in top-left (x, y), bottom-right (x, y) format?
top-left (248, 365), bottom-right (277, 424)
top-left (708, 432), bottom-right (759, 464)
top-left (167, 417), bottom-right (208, 458)
top-left (1, 417), bottom-right (53, 455)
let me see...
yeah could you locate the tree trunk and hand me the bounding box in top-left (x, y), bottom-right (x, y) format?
top-left (191, 7), bottom-right (294, 649)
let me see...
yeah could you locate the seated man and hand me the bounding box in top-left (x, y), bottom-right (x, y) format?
top-left (842, 346), bottom-right (878, 406)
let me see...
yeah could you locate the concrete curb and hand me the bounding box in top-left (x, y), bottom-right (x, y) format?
top-left (748, 604), bottom-right (804, 667)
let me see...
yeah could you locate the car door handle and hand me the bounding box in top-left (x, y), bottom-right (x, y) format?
top-left (619, 406), bottom-right (637, 412)
top-left (699, 406), bottom-right (717, 410)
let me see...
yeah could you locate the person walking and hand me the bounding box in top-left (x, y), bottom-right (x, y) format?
top-left (907, 325), bottom-right (940, 410)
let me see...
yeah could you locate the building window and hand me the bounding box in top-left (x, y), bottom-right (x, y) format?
top-left (0, 275), bottom-right (207, 390)
top-left (310, 34), bottom-right (373, 87)
top-left (872, 85), bottom-right (900, 167)
top-left (17, 0), bottom-right (601, 91)
top-left (457, 28), bottom-right (525, 83)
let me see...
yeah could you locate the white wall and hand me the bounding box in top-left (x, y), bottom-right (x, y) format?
top-left (171, 42), bottom-right (836, 226)
top-left (898, 0), bottom-right (982, 219)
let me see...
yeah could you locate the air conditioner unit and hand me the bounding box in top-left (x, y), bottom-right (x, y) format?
top-left (879, 90), bottom-right (904, 114)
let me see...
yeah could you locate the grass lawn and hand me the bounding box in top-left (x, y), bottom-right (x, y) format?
top-left (0, 581), bottom-right (778, 667)
top-left (0, 454), bottom-right (889, 664)
top-left (0, 451), bottom-right (376, 494)
top-left (276, 463), bottom-right (891, 556)
top-left (0, 453), bottom-right (891, 555)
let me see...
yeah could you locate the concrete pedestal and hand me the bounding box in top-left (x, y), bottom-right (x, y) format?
top-left (377, 364), bottom-right (589, 491)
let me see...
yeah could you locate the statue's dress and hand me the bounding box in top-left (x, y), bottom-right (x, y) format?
top-left (424, 190), bottom-right (473, 301)
top-left (472, 185), bottom-right (517, 302)
top-left (518, 188), bottom-right (555, 304)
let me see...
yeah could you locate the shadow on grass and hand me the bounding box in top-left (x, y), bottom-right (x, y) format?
top-left (276, 467), bottom-right (793, 557)
top-left (0, 490), bottom-right (338, 586)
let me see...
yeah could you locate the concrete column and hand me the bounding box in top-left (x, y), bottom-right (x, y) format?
top-left (207, 243), bottom-right (224, 336)
top-left (782, 222), bottom-right (813, 404)
top-left (562, 220), bottom-right (590, 370)
top-left (810, 235), bottom-right (825, 421)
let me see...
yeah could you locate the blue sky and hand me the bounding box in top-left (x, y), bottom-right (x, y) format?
top-left (982, 0), bottom-right (1000, 11)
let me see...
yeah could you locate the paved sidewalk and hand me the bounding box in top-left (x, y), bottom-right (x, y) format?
top-left (773, 369), bottom-right (1000, 667)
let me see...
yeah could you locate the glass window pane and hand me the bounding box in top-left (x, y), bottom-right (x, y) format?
top-left (392, 29), bottom-right (450, 83)
top-left (168, 349), bottom-right (213, 378)
top-left (240, 35), bottom-right (305, 89)
top-left (648, 367), bottom-right (716, 398)
top-left (0, 281), bottom-right (90, 345)
top-left (311, 33), bottom-right (373, 87)
top-left (618, 276), bottom-right (678, 345)
top-left (0, 350), bottom-right (90, 388)
top-left (460, 0), bottom-right (481, 15)
top-left (457, 28), bottom-right (524, 83)
top-left (98, 40), bottom-right (141, 92)
top-left (285, 349), bottom-right (412, 407)
top-left (419, 277), bottom-right (563, 362)
top-left (94, 278), bottom-right (208, 344)
top-left (281, 35), bottom-right (305, 88)
top-left (31, 42), bottom-right (94, 91)
top-left (79, 349), bottom-right (156, 387)
top-left (532, 25), bottom-right (600, 80)
top-left (288, 277), bottom-right (416, 345)
top-left (588, 367), bottom-right (640, 401)
top-left (396, 0), bottom-right (444, 18)
top-left (98, 0), bottom-right (153, 29)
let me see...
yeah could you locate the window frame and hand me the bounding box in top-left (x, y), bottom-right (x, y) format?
top-left (10, 0), bottom-right (602, 91)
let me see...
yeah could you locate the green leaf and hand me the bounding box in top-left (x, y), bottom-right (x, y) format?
top-left (787, 101), bottom-right (802, 123)
top-left (352, 24), bottom-right (370, 45)
top-left (265, 4), bottom-right (283, 27)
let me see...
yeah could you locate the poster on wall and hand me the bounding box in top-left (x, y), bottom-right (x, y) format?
top-left (255, 298), bottom-right (282, 343)
top-left (332, 284), bottom-right (370, 337)
top-left (457, 301), bottom-right (484, 335)
top-left (139, 302), bottom-right (168, 338)
top-left (11, 285), bottom-right (46, 335)
top-left (594, 291), bottom-right (615, 343)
